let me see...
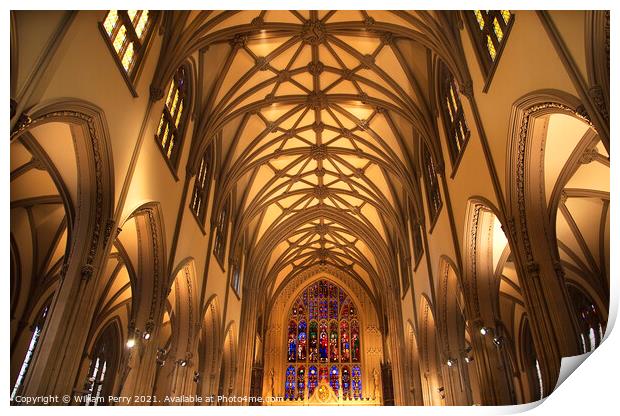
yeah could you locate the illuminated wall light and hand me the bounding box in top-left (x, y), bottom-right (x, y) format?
top-left (126, 338), bottom-right (136, 348)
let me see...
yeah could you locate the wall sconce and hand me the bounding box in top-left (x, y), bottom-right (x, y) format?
top-left (143, 320), bottom-right (154, 340)
top-left (493, 336), bottom-right (504, 347)
top-left (156, 348), bottom-right (167, 367)
top-left (176, 352), bottom-right (193, 367)
top-left (480, 327), bottom-right (490, 336)
top-left (437, 386), bottom-right (446, 400)
top-left (193, 371), bottom-right (200, 383)
top-left (446, 358), bottom-right (456, 367)
top-left (463, 346), bottom-right (474, 363)
top-left (126, 325), bottom-right (141, 348)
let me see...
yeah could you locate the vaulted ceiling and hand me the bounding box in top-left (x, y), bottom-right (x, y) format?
top-left (153, 10), bottom-right (466, 300)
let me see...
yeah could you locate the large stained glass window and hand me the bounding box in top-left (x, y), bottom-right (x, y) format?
top-left (466, 10), bottom-right (514, 79)
top-left (284, 279), bottom-right (363, 401)
top-left (100, 10), bottom-right (156, 85)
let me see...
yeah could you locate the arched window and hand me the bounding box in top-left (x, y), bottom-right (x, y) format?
top-left (411, 219), bottom-right (424, 267)
top-left (10, 301), bottom-right (50, 401)
top-left (521, 319), bottom-right (543, 401)
top-left (100, 10), bottom-right (156, 92)
top-left (285, 366), bottom-right (296, 399)
top-left (156, 66), bottom-right (190, 169)
top-left (465, 10), bottom-right (514, 82)
top-left (567, 285), bottom-right (605, 353)
top-left (352, 365), bottom-right (362, 399)
top-left (439, 64), bottom-right (470, 165)
top-left (190, 145), bottom-right (214, 225)
top-left (231, 263), bottom-right (241, 295)
top-left (83, 323), bottom-right (120, 406)
top-left (283, 279), bottom-right (363, 401)
top-left (399, 247), bottom-right (411, 295)
top-left (213, 197), bottom-right (230, 264)
top-left (421, 145), bottom-right (442, 226)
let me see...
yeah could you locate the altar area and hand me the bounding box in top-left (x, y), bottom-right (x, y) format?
top-left (267, 381), bottom-right (382, 406)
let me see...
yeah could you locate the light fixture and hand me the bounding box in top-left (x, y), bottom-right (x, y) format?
top-left (437, 386), bottom-right (446, 400)
top-left (156, 348), bottom-right (167, 367)
top-left (143, 320), bottom-right (154, 341)
top-left (126, 338), bottom-right (136, 348)
top-left (480, 327), bottom-right (489, 336)
top-left (493, 336), bottom-right (503, 346)
top-left (464, 356), bottom-right (474, 363)
top-left (446, 358), bottom-right (456, 367)
top-left (180, 359), bottom-right (188, 367)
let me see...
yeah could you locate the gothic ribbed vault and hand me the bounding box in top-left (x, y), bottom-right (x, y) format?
top-left (153, 10), bottom-right (464, 300)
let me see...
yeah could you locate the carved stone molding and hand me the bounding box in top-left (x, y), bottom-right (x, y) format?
top-left (11, 112), bottom-right (32, 136)
top-left (307, 61), bottom-right (324, 76)
top-left (80, 264), bottom-right (95, 280)
top-left (149, 85), bottom-right (165, 102)
top-left (466, 204), bottom-right (482, 319)
top-left (301, 19), bottom-right (326, 45)
top-left (513, 102), bottom-right (591, 270)
top-left (17, 108), bottom-right (110, 274)
top-left (230, 34), bottom-right (248, 49)
top-left (103, 218), bottom-right (116, 246)
top-left (588, 85), bottom-right (608, 125)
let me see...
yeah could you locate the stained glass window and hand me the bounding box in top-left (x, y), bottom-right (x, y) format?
top-left (83, 323), bottom-right (119, 406)
top-left (100, 10), bottom-right (155, 80)
top-left (467, 11), bottom-right (514, 75)
top-left (342, 366), bottom-right (351, 399)
top-left (283, 279), bottom-right (363, 400)
top-left (190, 145), bottom-right (213, 225)
top-left (156, 66), bottom-right (189, 168)
top-left (10, 303), bottom-right (50, 402)
top-left (213, 197), bottom-right (230, 264)
top-left (439, 64), bottom-right (470, 165)
top-left (352, 365), bottom-right (362, 399)
top-left (285, 366), bottom-right (296, 399)
top-left (231, 262), bottom-right (241, 295)
top-left (297, 366), bottom-right (306, 399)
top-left (411, 217), bottom-right (424, 266)
top-left (567, 285), bottom-right (606, 353)
top-left (308, 366), bottom-right (318, 396)
top-left (422, 145), bottom-right (442, 224)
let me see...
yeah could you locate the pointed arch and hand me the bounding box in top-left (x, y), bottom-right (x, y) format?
top-left (218, 321), bottom-right (238, 398)
top-left (418, 294), bottom-right (444, 406)
top-left (197, 295), bottom-right (222, 398)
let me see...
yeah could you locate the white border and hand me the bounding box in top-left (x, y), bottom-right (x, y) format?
top-left (2, 2), bottom-right (617, 415)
